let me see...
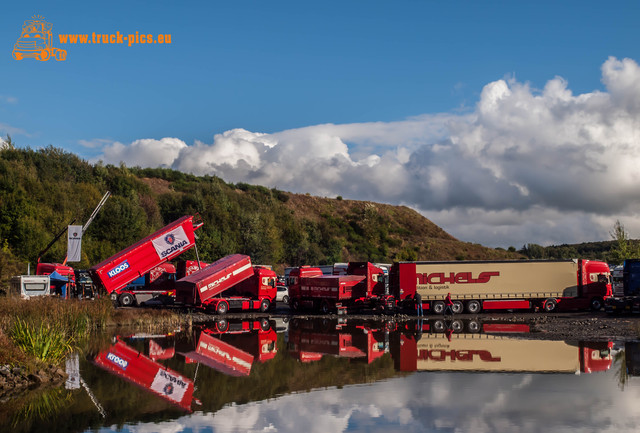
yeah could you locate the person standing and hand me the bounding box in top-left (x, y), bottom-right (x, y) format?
top-left (444, 292), bottom-right (454, 315)
top-left (415, 293), bottom-right (423, 316)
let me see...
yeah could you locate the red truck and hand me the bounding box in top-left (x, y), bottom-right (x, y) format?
top-left (174, 254), bottom-right (277, 314)
top-left (180, 319), bottom-right (277, 376)
top-left (288, 262), bottom-right (395, 314)
top-left (93, 338), bottom-right (195, 412)
top-left (288, 318), bottom-right (388, 364)
top-left (114, 262), bottom-right (177, 307)
top-left (391, 259), bottom-right (612, 314)
top-left (89, 215), bottom-right (203, 296)
top-left (392, 322), bottom-right (613, 374)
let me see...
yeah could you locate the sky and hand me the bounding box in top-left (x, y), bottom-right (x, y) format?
top-left (2, 1), bottom-right (640, 248)
top-left (99, 370), bottom-right (640, 433)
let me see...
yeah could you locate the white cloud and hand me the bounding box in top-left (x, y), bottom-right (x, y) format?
top-left (93, 57), bottom-right (640, 247)
top-left (97, 371), bottom-right (640, 433)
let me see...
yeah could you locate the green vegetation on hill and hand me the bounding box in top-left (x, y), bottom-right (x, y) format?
top-left (1, 145), bottom-right (519, 284)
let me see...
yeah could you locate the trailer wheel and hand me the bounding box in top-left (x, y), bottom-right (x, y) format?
top-left (543, 298), bottom-right (557, 313)
top-left (590, 297), bottom-right (604, 311)
top-left (451, 320), bottom-right (463, 332)
top-left (452, 301), bottom-right (464, 314)
top-left (433, 320), bottom-right (445, 332)
top-left (258, 299), bottom-right (270, 312)
top-left (119, 293), bottom-right (136, 307)
top-left (432, 301), bottom-right (445, 314)
top-left (466, 300), bottom-right (481, 314)
top-left (216, 301), bottom-right (229, 315)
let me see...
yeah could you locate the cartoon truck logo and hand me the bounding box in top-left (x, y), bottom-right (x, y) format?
top-left (12, 16), bottom-right (67, 61)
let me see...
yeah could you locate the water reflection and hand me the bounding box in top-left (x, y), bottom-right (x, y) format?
top-left (4, 317), bottom-right (640, 433)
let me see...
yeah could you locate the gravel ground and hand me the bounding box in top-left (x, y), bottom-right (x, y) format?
top-left (182, 302), bottom-right (640, 342)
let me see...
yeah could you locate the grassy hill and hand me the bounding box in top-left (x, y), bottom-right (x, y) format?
top-left (0, 145), bottom-right (520, 285)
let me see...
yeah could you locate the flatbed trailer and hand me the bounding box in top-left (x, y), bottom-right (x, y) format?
top-left (391, 259), bottom-right (611, 314)
top-left (89, 215), bottom-right (202, 295)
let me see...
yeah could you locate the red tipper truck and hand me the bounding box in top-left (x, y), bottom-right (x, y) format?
top-left (180, 320), bottom-right (277, 376)
top-left (174, 254), bottom-right (276, 314)
top-left (290, 262), bottom-right (395, 314)
top-left (391, 259), bottom-right (612, 314)
top-left (93, 338), bottom-right (195, 412)
top-left (89, 215), bottom-right (203, 295)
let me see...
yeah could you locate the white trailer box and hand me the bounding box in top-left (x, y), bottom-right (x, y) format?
top-left (10, 275), bottom-right (50, 298)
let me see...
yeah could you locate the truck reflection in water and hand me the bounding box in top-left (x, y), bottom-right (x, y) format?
top-left (92, 338), bottom-right (196, 412)
top-left (287, 318), bottom-right (390, 364)
top-left (392, 318), bottom-right (613, 374)
top-left (287, 317), bottom-right (612, 375)
top-left (179, 319), bottom-right (277, 377)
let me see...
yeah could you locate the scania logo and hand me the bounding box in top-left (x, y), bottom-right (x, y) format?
top-left (165, 234), bottom-right (175, 245)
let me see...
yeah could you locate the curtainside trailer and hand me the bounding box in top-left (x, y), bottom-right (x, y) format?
top-left (391, 259), bottom-right (611, 314)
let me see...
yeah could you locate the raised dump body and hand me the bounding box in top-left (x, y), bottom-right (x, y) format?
top-left (180, 320), bottom-right (277, 376)
top-left (391, 259), bottom-right (611, 314)
top-left (89, 215), bottom-right (202, 294)
top-left (174, 254), bottom-right (254, 309)
top-left (93, 339), bottom-right (195, 412)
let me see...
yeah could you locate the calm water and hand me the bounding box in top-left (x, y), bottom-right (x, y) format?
top-left (4, 317), bottom-right (640, 433)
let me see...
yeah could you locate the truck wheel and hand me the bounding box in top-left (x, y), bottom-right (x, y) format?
top-left (467, 320), bottom-right (480, 333)
top-left (283, 295), bottom-right (289, 304)
top-left (590, 297), bottom-right (604, 311)
top-left (37, 49), bottom-right (50, 61)
top-left (432, 301), bottom-right (445, 314)
top-left (543, 298), bottom-right (557, 313)
top-left (452, 301), bottom-right (464, 314)
top-left (216, 301), bottom-right (229, 315)
top-left (466, 300), bottom-right (481, 314)
top-left (291, 299), bottom-right (300, 311)
top-left (119, 293), bottom-right (135, 307)
top-left (54, 49), bottom-right (67, 61)
top-left (259, 318), bottom-right (270, 331)
top-left (215, 318), bottom-right (229, 332)
top-left (259, 299), bottom-right (270, 312)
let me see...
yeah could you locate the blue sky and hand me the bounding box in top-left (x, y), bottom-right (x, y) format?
top-left (3, 1), bottom-right (640, 248)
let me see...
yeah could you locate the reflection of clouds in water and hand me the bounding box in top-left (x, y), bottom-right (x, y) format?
top-left (102, 372), bottom-right (640, 433)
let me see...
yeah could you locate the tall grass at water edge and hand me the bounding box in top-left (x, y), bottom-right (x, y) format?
top-left (0, 296), bottom-right (113, 364)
